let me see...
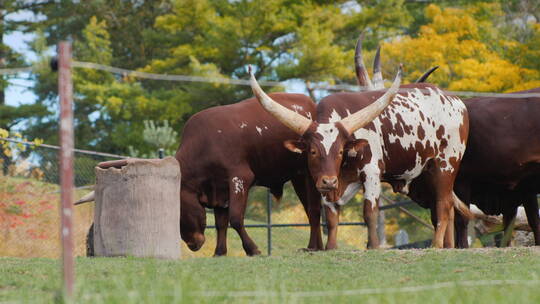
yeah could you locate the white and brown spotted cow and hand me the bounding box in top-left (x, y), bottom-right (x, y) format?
top-left (249, 65), bottom-right (473, 249)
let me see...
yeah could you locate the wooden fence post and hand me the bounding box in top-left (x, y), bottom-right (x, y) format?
top-left (58, 41), bottom-right (74, 298)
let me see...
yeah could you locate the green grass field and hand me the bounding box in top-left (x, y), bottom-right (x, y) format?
top-left (1, 248), bottom-right (539, 303)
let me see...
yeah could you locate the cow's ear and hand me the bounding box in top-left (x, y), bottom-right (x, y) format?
top-left (284, 140), bottom-right (307, 154)
top-left (345, 139), bottom-right (369, 157)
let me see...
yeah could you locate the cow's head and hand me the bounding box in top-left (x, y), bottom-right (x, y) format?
top-left (249, 66), bottom-right (401, 202)
top-left (180, 187), bottom-right (206, 251)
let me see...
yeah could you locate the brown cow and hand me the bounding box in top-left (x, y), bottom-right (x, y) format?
top-left (355, 36), bottom-right (540, 247)
top-left (250, 61), bottom-right (473, 249)
top-left (177, 93), bottom-right (322, 256)
top-left (453, 91), bottom-right (540, 246)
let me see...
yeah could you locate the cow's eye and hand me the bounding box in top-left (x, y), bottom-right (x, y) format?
top-left (339, 150), bottom-right (343, 156)
top-left (310, 149), bottom-right (316, 155)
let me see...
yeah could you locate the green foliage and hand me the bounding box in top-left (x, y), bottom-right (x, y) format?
top-left (128, 120), bottom-right (179, 158)
top-left (19, 0), bottom-right (419, 153)
top-left (6, 1), bottom-right (540, 153)
top-left (142, 120), bottom-right (178, 148)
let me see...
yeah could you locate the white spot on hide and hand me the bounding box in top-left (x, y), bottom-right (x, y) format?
top-left (316, 109), bottom-right (343, 155)
top-left (240, 122), bottom-right (247, 128)
top-left (316, 124), bottom-right (339, 155)
top-left (232, 177), bottom-right (244, 194)
top-left (292, 104), bottom-right (304, 113)
top-left (256, 126), bottom-right (262, 135)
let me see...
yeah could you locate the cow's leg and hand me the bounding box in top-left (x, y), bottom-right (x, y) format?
top-left (433, 197), bottom-right (453, 248)
top-left (291, 175), bottom-right (323, 250)
top-left (502, 208), bottom-right (517, 231)
top-left (499, 207), bottom-right (518, 247)
top-left (227, 173), bottom-right (260, 256)
top-left (430, 169), bottom-right (456, 249)
top-left (454, 185), bottom-right (471, 248)
top-left (429, 204), bottom-right (439, 248)
top-left (363, 171), bottom-right (381, 249)
top-left (454, 213), bottom-right (469, 248)
top-left (443, 207), bottom-right (455, 248)
top-left (325, 204), bottom-right (340, 250)
top-left (523, 193), bottom-right (540, 245)
top-left (213, 207), bottom-right (228, 256)
top-left (363, 198), bottom-right (380, 249)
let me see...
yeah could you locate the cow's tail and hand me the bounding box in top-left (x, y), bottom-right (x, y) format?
top-left (452, 191), bottom-right (475, 220)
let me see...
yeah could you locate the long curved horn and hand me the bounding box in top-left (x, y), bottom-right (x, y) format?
top-left (354, 32), bottom-right (373, 91)
top-left (339, 65), bottom-right (402, 135)
top-left (75, 190), bottom-right (95, 205)
top-left (372, 46), bottom-right (384, 89)
top-left (415, 66), bottom-right (439, 83)
top-left (248, 66), bottom-right (312, 135)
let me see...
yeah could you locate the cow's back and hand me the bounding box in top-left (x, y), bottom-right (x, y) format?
top-left (318, 83), bottom-right (468, 181)
top-left (459, 89), bottom-right (540, 188)
top-left (177, 93), bottom-right (316, 199)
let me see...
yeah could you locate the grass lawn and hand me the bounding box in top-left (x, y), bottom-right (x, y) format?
top-left (1, 248), bottom-right (539, 303)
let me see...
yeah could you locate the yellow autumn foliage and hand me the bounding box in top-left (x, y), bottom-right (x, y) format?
top-left (382, 4), bottom-right (540, 93)
top-left (0, 128), bottom-right (43, 161)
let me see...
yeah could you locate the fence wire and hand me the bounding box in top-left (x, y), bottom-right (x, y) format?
top-left (2, 63), bottom-right (540, 98)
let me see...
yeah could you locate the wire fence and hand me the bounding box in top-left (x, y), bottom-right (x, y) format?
top-left (2, 63), bottom-right (540, 98)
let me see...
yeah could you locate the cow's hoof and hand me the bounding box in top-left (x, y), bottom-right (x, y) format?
top-left (213, 251), bottom-right (227, 257)
top-left (298, 247), bottom-right (320, 252)
top-left (246, 248), bottom-right (261, 256)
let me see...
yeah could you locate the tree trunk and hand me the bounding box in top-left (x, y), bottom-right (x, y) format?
top-left (93, 157), bottom-right (181, 259)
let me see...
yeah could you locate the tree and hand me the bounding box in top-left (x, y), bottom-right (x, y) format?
top-left (0, 1), bottom-right (49, 130)
top-left (24, 1), bottom-right (174, 153)
top-left (17, 0), bottom-right (540, 156)
top-left (1, 1), bottom-right (50, 173)
top-left (381, 3), bottom-right (540, 92)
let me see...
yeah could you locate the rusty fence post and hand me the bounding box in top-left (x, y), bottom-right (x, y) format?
top-left (58, 41), bottom-right (75, 299)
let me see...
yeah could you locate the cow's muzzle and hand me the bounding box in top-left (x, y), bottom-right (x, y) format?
top-left (317, 176), bottom-right (338, 192)
top-left (186, 233), bottom-right (205, 251)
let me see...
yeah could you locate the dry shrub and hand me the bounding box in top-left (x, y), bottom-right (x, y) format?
top-left (0, 176), bottom-right (93, 258)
